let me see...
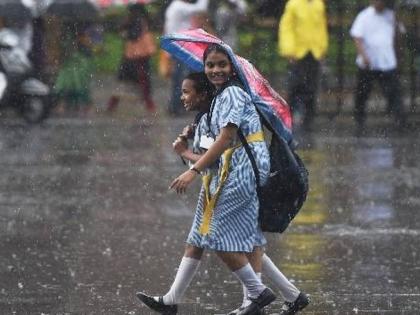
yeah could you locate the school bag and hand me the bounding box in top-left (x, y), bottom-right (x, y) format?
top-left (230, 79), bottom-right (308, 233)
top-left (238, 125), bottom-right (309, 233)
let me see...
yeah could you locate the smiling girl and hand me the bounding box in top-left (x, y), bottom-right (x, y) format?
top-left (174, 72), bottom-right (214, 161)
top-left (136, 45), bottom-right (277, 315)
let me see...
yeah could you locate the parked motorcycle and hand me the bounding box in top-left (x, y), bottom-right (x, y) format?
top-left (0, 29), bottom-right (50, 123)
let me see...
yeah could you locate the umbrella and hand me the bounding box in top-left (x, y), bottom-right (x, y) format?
top-left (22, 0), bottom-right (54, 17)
top-left (96, 0), bottom-right (153, 7)
top-left (47, 0), bottom-right (99, 20)
top-left (0, 0), bottom-right (33, 21)
top-left (400, 0), bottom-right (420, 8)
top-left (161, 29), bottom-right (293, 142)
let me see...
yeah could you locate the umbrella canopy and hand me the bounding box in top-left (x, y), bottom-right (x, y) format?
top-left (400, 0), bottom-right (420, 8)
top-left (0, 0), bottom-right (33, 21)
top-left (161, 29), bottom-right (293, 142)
top-left (22, 0), bottom-right (54, 17)
top-left (96, 0), bottom-right (153, 7)
top-left (47, 0), bottom-right (99, 20)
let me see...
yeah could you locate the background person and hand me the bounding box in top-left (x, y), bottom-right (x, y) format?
top-left (54, 22), bottom-right (94, 114)
top-left (214, 0), bottom-right (247, 50)
top-left (108, 3), bottom-right (157, 113)
top-left (350, 0), bottom-right (406, 129)
top-left (278, 0), bottom-right (328, 130)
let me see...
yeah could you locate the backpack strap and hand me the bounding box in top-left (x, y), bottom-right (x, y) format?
top-left (237, 128), bottom-right (261, 189)
top-left (200, 131), bottom-right (264, 235)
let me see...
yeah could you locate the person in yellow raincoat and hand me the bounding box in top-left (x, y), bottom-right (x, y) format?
top-left (278, 0), bottom-right (328, 130)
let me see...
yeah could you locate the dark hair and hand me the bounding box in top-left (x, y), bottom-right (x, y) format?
top-left (373, 0), bottom-right (395, 8)
top-left (384, 0), bottom-right (395, 8)
top-left (128, 3), bottom-right (147, 16)
top-left (203, 43), bottom-right (233, 64)
top-left (184, 72), bottom-right (215, 98)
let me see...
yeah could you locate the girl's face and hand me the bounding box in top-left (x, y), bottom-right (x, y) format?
top-left (181, 79), bottom-right (204, 111)
top-left (204, 51), bottom-right (233, 89)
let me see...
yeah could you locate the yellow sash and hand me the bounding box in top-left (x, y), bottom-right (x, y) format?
top-left (199, 131), bottom-right (264, 235)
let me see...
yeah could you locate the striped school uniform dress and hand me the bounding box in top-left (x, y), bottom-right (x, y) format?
top-left (186, 85), bottom-right (270, 252)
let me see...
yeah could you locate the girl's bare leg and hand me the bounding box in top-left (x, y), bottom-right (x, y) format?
top-left (216, 251), bottom-right (266, 299)
top-left (184, 244), bottom-right (204, 260)
top-left (247, 246), bottom-right (264, 273)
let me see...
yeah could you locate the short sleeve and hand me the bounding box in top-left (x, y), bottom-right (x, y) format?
top-left (350, 13), bottom-right (365, 38)
top-left (217, 86), bottom-right (248, 129)
top-left (193, 114), bottom-right (209, 153)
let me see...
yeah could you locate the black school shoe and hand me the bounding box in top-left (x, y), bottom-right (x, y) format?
top-left (236, 288), bottom-right (276, 315)
top-left (136, 292), bottom-right (177, 314)
top-left (279, 292), bottom-right (310, 315)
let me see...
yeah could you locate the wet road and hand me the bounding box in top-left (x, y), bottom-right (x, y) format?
top-left (0, 111), bottom-right (419, 315)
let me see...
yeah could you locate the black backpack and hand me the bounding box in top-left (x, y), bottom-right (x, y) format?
top-left (238, 126), bottom-right (309, 233)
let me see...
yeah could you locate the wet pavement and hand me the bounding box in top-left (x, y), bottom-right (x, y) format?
top-left (1, 80), bottom-right (420, 314)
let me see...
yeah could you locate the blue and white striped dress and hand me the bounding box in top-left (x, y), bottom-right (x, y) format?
top-left (186, 85), bottom-right (270, 252)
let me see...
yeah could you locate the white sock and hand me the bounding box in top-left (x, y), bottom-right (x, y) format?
top-left (162, 256), bottom-right (201, 305)
top-left (233, 263), bottom-right (265, 299)
top-left (262, 253), bottom-right (300, 302)
top-left (240, 272), bottom-right (261, 308)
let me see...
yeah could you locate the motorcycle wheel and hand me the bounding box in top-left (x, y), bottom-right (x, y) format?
top-left (21, 96), bottom-right (49, 124)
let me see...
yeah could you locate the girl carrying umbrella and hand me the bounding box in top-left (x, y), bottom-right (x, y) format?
top-left (169, 70), bottom-right (309, 315)
top-left (137, 30), bottom-right (310, 315)
top-left (137, 43), bottom-right (277, 315)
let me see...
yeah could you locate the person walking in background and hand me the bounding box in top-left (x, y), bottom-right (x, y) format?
top-left (164, 0), bottom-right (209, 115)
top-left (214, 0), bottom-right (247, 51)
top-left (278, 0), bottom-right (328, 130)
top-left (54, 22), bottom-right (95, 115)
top-left (108, 3), bottom-right (157, 113)
top-left (350, 0), bottom-right (406, 129)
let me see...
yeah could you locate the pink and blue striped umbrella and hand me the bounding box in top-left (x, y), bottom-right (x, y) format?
top-left (161, 28), bottom-right (293, 142)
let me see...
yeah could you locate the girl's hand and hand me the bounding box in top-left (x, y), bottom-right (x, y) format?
top-left (170, 170), bottom-right (197, 194)
top-left (182, 125), bottom-right (194, 138)
top-left (173, 138), bottom-right (188, 156)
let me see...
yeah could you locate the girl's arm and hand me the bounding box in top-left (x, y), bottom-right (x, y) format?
top-left (170, 125), bottom-right (237, 194)
top-left (173, 138), bottom-right (203, 163)
top-left (193, 125), bottom-right (236, 171)
top-left (181, 150), bottom-right (203, 163)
